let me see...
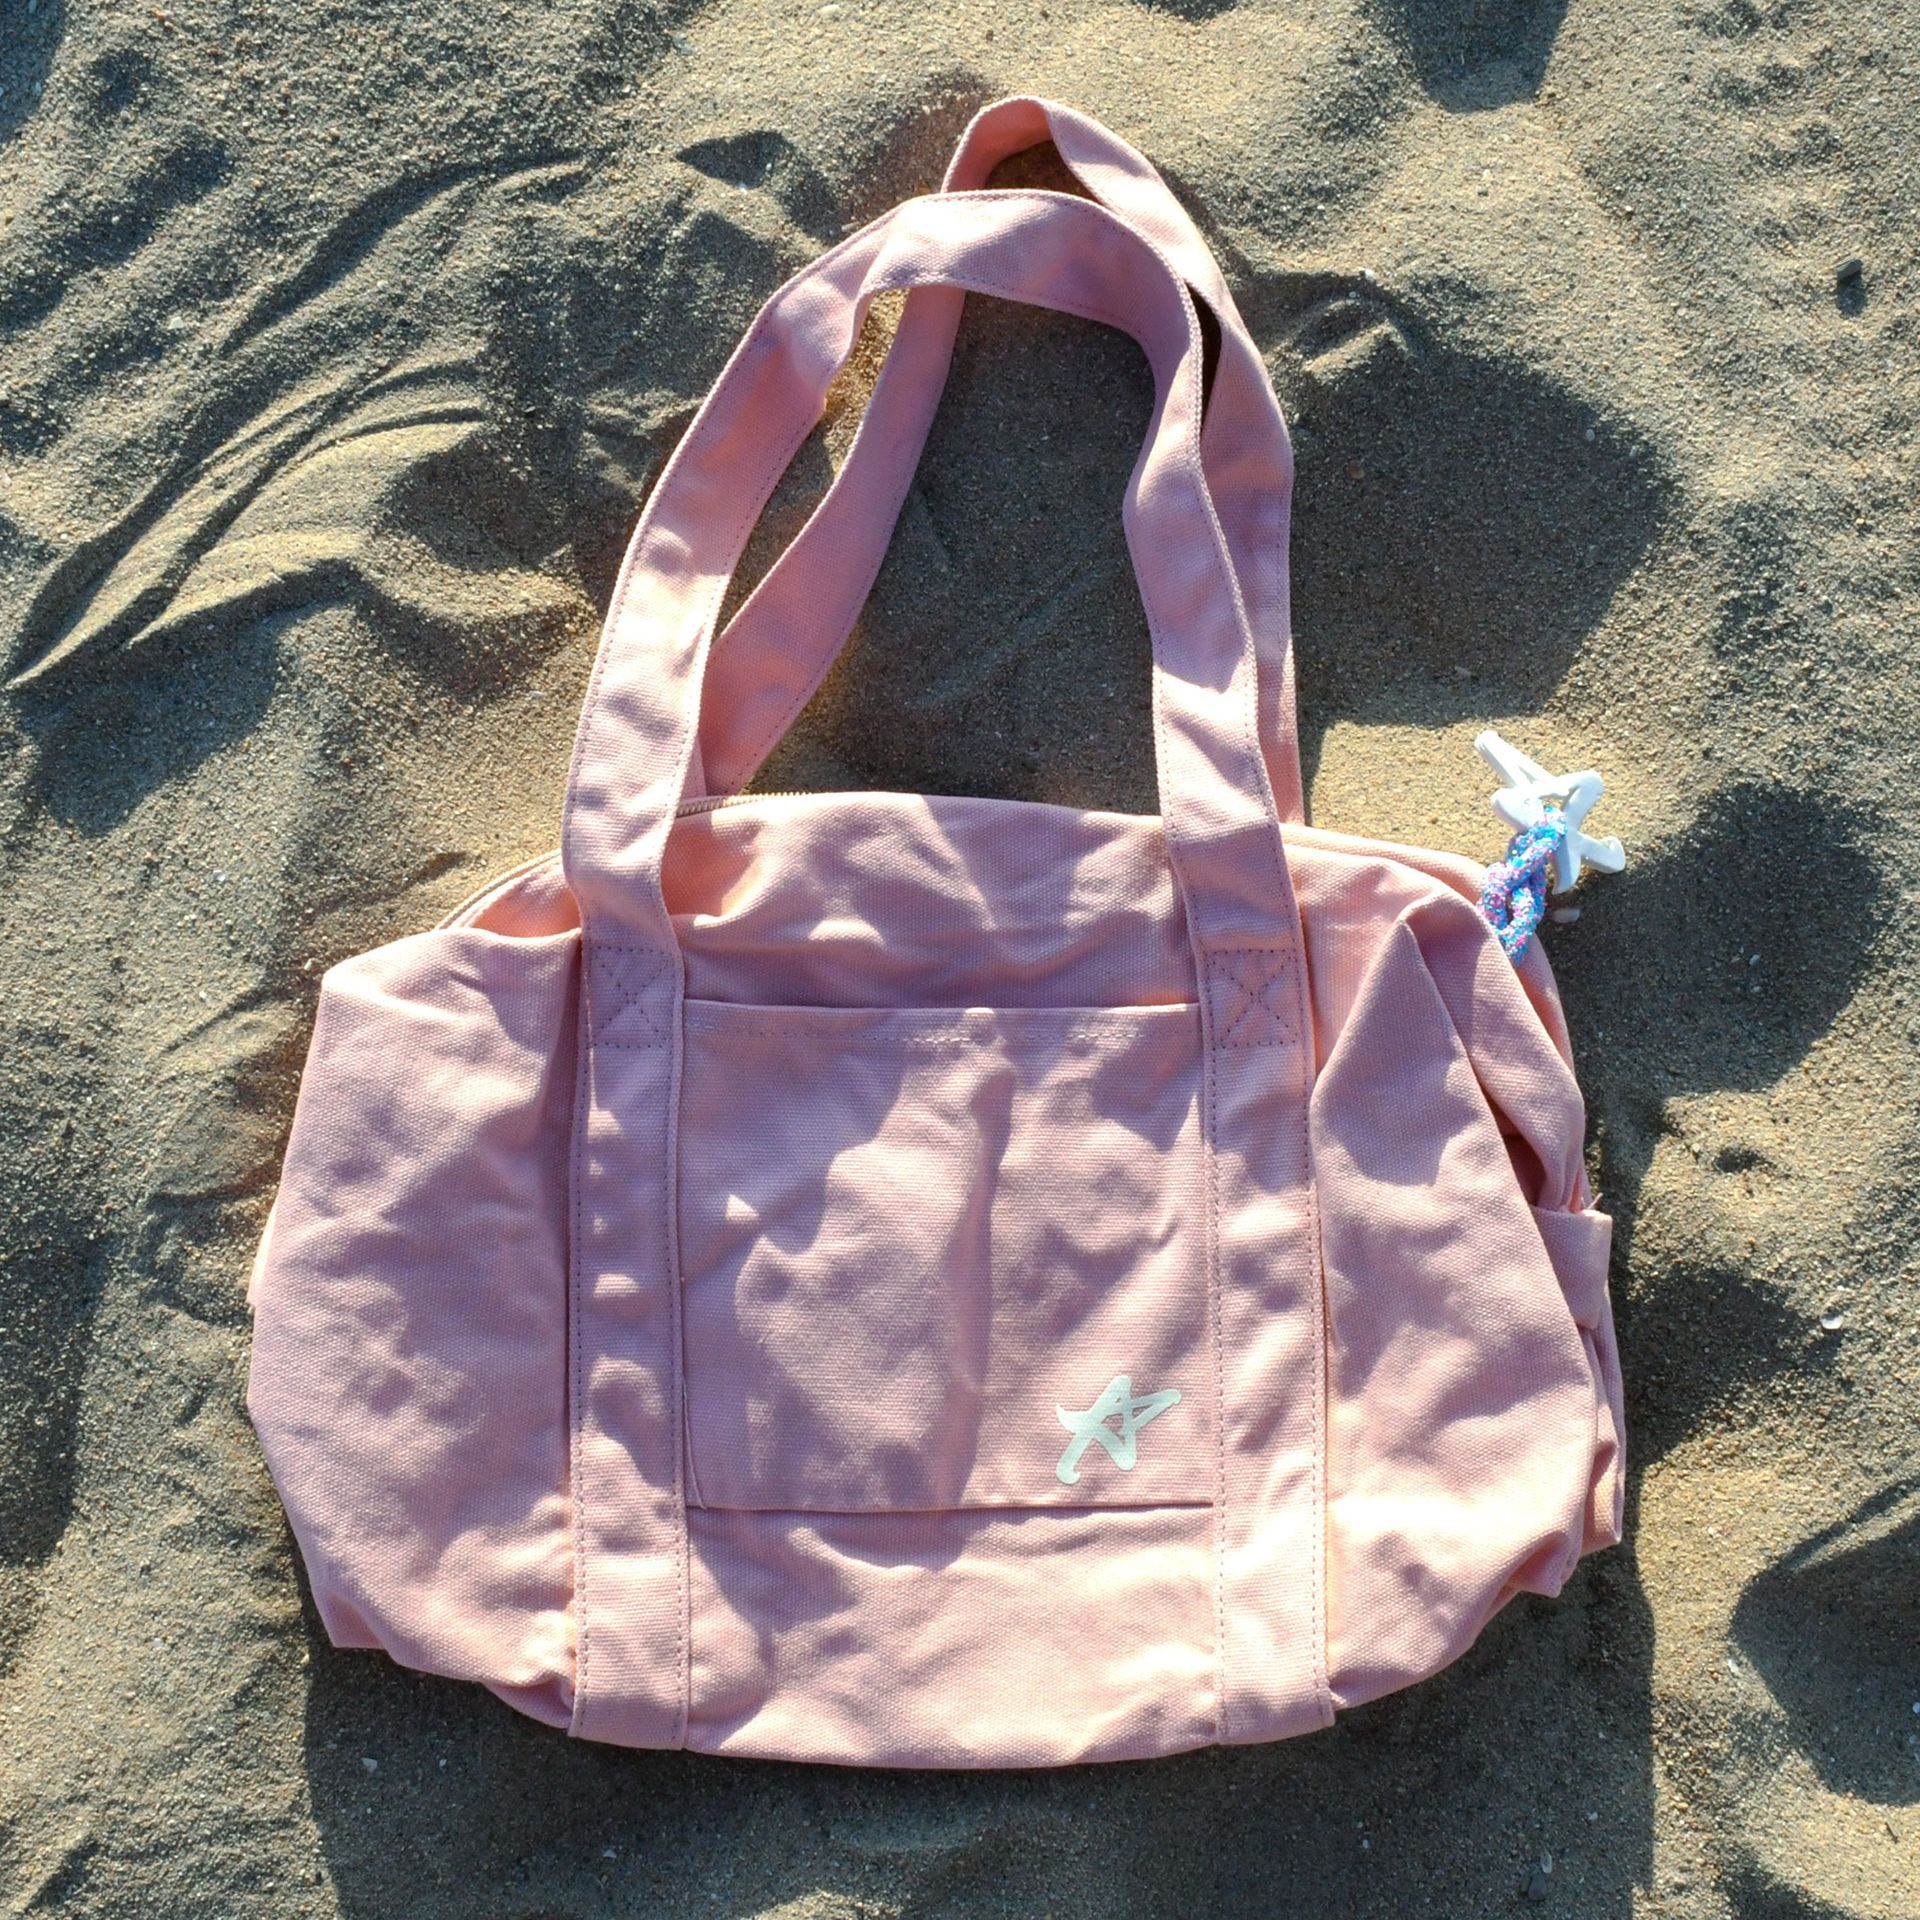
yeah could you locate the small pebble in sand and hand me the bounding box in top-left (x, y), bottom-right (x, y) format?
top-left (1820, 1311), bottom-right (1847, 1331)
top-left (1835, 257), bottom-right (1864, 287)
top-left (1524, 1858), bottom-right (1552, 1901)
top-left (1550, 906), bottom-right (1581, 924)
top-left (361, 1756), bottom-right (378, 1773)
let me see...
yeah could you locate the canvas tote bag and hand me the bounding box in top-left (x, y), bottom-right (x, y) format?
top-left (248, 97), bottom-right (1624, 1768)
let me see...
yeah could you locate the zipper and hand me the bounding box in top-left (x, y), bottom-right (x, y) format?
top-left (674, 790), bottom-right (815, 817)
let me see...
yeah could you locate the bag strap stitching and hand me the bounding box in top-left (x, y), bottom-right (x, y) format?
top-left (1205, 948), bottom-right (1300, 1051)
top-left (587, 943), bottom-right (674, 1048)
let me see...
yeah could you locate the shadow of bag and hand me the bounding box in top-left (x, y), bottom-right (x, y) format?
top-left (247, 96), bottom-right (1624, 1768)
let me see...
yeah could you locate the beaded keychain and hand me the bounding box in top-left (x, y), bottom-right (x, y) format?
top-left (1480, 809), bottom-right (1569, 961)
top-left (1473, 733), bottom-right (1625, 962)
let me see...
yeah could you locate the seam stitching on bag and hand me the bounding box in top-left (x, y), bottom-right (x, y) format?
top-left (1292, 953), bottom-right (1335, 1733)
top-left (1205, 947), bottom-right (1298, 1050)
top-left (680, 1018), bottom-right (1184, 1047)
top-left (681, 1496), bottom-right (1220, 1515)
top-left (661, 960), bottom-right (692, 1750)
top-left (567, 945), bottom-right (592, 1736)
top-left (1204, 998), bottom-right (1228, 1745)
top-left (589, 943), bottom-right (673, 1048)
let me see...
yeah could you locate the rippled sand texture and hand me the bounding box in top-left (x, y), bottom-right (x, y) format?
top-left (2, 1), bottom-right (1916, 1915)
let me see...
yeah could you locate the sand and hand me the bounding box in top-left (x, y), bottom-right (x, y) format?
top-left (2, 1), bottom-right (1916, 1914)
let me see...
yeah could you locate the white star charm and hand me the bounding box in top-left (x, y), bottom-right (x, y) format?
top-left (1474, 730), bottom-right (1626, 894)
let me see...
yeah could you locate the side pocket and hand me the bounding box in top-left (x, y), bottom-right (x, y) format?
top-left (1531, 1203), bottom-right (1625, 1553)
top-left (1316, 917), bottom-right (1604, 1712)
top-left (247, 918), bottom-right (580, 1726)
top-left (1410, 888), bottom-right (1628, 1563)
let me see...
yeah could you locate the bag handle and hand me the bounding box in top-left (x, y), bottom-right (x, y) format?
top-left (699, 97), bottom-right (1304, 822)
top-left (562, 186), bottom-right (1297, 960)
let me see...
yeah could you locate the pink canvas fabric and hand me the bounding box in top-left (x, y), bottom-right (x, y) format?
top-left (247, 97), bottom-right (1624, 1768)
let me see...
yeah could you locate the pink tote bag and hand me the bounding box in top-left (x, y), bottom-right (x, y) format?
top-left (248, 97), bottom-right (1623, 1768)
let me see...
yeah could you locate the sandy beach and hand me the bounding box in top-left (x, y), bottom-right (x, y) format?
top-left (2, 1), bottom-right (1916, 1914)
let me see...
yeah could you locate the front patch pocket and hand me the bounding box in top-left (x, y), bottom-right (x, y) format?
top-left (677, 1001), bottom-right (1210, 1511)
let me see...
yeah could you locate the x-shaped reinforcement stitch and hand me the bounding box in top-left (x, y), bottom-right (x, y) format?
top-left (587, 944), bottom-right (672, 1048)
top-left (1205, 947), bottom-right (1298, 1050)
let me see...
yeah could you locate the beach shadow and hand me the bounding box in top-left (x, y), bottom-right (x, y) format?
top-left (1617, 1255), bottom-right (1840, 1466)
top-left (1369, 0), bottom-right (1573, 110)
top-left (1709, 1479), bottom-right (1920, 1914)
top-left (1548, 782), bottom-right (1883, 1460)
top-left (15, 613), bottom-right (288, 839)
top-left (1720, 1866), bottom-right (1863, 1920)
top-left (1732, 1481), bottom-right (1920, 1808)
top-left (1555, 780), bottom-right (1881, 1100)
top-left (0, 0), bottom-right (63, 147)
top-left (751, 239), bottom-right (1665, 828)
top-left (0, 1102), bottom-right (107, 1684)
top-left (1127, 0), bottom-right (1243, 19)
top-left (301, 1546), bottom-right (1656, 1918)
top-left (1251, 276), bottom-right (1665, 796)
top-left (676, 128), bottom-right (844, 242)
top-left (754, 288), bottom-right (1162, 813)
top-left (300, 1615), bottom-right (712, 1916)
top-left (0, 1209), bottom-right (104, 1581)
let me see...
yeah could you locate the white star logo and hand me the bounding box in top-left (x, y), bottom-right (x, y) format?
top-left (1055, 1374), bottom-right (1183, 1486)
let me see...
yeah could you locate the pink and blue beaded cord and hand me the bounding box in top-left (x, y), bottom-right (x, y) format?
top-left (1479, 807), bottom-right (1567, 962)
